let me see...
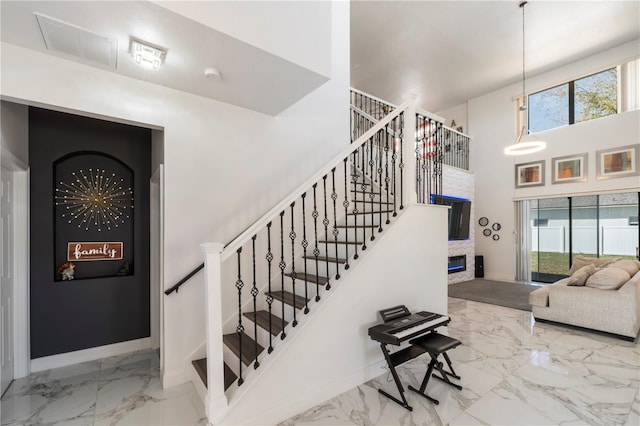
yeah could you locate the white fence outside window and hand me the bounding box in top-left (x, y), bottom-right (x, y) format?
top-left (532, 225), bottom-right (638, 256)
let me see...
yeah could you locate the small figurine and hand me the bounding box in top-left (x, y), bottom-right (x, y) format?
top-left (58, 262), bottom-right (75, 280)
top-left (117, 262), bottom-right (131, 276)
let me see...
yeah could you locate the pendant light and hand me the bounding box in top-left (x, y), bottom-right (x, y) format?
top-left (504, 1), bottom-right (546, 156)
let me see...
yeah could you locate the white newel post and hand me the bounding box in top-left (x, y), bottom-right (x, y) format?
top-left (402, 93), bottom-right (418, 206)
top-left (200, 242), bottom-right (227, 423)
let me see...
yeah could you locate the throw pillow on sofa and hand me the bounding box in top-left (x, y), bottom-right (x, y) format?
top-left (585, 267), bottom-right (631, 290)
top-left (608, 259), bottom-right (640, 276)
top-left (569, 256), bottom-right (620, 275)
top-left (567, 264), bottom-right (596, 286)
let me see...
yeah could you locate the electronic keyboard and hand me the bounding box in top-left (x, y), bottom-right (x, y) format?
top-left (368, 305), bottom-right (450, 345)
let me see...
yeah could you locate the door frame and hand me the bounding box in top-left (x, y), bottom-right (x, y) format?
top-left (4, 103), bottom-right (165, 375)
top-left (1, 149), bottom-right (29, 380)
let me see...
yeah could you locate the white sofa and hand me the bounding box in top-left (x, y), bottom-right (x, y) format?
top-left (529, 258), bottom-right (640, 340)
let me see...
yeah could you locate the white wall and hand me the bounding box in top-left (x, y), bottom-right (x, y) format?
top-left (0, 101), bottom-right (29, 167)
top-left (0, 1), bottom-right (349, 386)
top-left (468, 39), bottom-right (640, 282)
top-left (152, 1), bottom-right (331, 78)
top-left (219, 203), bottom-right (449, 425)
top-left (437, 103), bottom-right (468, 134)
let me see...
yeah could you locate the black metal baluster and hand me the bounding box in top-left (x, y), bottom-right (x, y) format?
top-left (391, 116), bottom-right (398, 217)
top-left (289, 202), bottom-right (298, 327)
top-left (377, 131), bottom-right (383, 232)
top-left (361, 141), bottom-right (368, 251)
top-left (369, 135), bottom-right (375, 242)
top-left (265, 222), bottom-right (274, 353)
top-left (342, 158), bottom-right (351, 269)
top-left (301, 193), bottom-right (309, 314)
top-left (384, 125), bottom-right (391, 225)
top-left (331, 167), bottom-right (341, 280)
top-left (416, 116), bottom-right (422, 204)
top-left (399, 111), bottom-right (405, 211)
top-left (351, 150), bottom-right (359, 260)
top-left (279, 211), bottom-right (287, 340)
top-left (251, 235), bottom-right (259, 369)
top-left (235, 248), bottom-right (244, 386)
top-left (312, 184), bottom-right (321, 301)
top-left (322, 175), bottom-right (331, 290)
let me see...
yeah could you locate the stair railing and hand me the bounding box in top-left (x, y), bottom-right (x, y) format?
top-left (200, 98), bottom-right (413, 422)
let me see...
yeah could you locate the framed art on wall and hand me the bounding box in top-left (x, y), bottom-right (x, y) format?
top-left (515, 160), bottom-right (545, 188)
top-left (596, 144), bottom-right (639, 179)
top-left (552, 153), bottom-right (587, 184)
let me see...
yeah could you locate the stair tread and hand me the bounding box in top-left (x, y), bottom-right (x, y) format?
top-left (285, 272), bottom-right (329, 285)
top-left (191, 358), bottom-right (237, 391)
top-left (192, 358), bottom-right (207, 388)
top-left (348, 210), bottom-right (393, 215)
top-left (319, 240), bottom-right (364, 245)
top-left (223, 333), bottom-right (265, 366)
top-left (303, 255), bottom-right (347, 264)
top-left (243, 310), bottom-right (288, 335)
top-left (224, 362), bottom-right (237, 390)
top-left (268, 290), bottom-right (309, 309)
top-left (353, 200), bottom-right (393, 205)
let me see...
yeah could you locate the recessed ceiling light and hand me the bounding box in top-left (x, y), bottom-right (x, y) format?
top-left (129, 37), bottom-right (167, 69)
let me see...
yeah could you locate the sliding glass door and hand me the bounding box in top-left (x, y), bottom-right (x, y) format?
top-left (531, 198), bottom-right (570, 282)
top-left (527, 191), bottom-right (639, 283)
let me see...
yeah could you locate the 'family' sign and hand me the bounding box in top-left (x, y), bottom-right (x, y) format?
top-left (67, 242), bottom-right (123, 261)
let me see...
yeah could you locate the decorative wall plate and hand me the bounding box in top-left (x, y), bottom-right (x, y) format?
top-left (479, 217), bottom-right (489, 227)
top-left (492, 223), bottom-right (501, 231)
top-left (483, 229), bottom-right (492, 236)
top-left (493, 234), bottom-right (500, 241)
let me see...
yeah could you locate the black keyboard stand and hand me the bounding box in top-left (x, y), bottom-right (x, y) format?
top-left (378, 343), bottom-right (413, 411)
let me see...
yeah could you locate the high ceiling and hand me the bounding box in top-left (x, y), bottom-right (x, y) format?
top-left (1, 1), bottom-right (638, 115)
top-left (351, 0), bottom-right (640, 112)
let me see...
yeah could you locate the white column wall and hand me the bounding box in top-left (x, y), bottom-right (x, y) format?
top-left (468, 39), bottom-right (640, 282)
top-left (0, 0), bottom-right (349, 386)
top-left (442, 166), bottom-right (475, 284)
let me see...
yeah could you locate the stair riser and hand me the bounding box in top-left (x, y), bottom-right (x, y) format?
top-left (333, 227), bottom-right (380, 241)
top-left (350, 200), bottom-right (394, 209)
top-left (294, 259), bottom-right (340, 277)
top-left (345, 213), bottom-right (393, 226)
top-left (242, 318), bottom-right (282, 345)
top-left (316, 243), bottom-right (366, 259)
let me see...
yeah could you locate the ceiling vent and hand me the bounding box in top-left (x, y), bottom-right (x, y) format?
top-left (34, 13), bottom-right (118, 69)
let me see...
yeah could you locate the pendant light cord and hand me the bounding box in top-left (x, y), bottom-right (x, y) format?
top-left (520, 1), bottom-right (528, 111)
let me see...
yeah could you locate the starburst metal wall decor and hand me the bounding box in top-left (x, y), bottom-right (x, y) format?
top-left (55, 168), bottom-right (134, 232)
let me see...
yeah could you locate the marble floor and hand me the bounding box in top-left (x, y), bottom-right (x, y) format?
top-left (280, 298), bottom-right (640, 426)
top-left (1, 349), bottom-right (207, 425)
top-left (2, 298), bottom-right (639, 425)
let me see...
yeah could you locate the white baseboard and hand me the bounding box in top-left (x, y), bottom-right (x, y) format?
top-left (162, 368), bottom-right (190, 389)
top-left (484, 272), bottom-right (515, 282)
top-left (31, 337), bottom-right (152, 372)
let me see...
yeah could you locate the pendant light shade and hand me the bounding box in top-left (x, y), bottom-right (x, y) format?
top-left (504, 1), bottom-right (546, 156)
top-left (504, 126), bottom-right (546, 155)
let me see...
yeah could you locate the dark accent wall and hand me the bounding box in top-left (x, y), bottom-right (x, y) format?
top-left (29, 108), bottom-right (151, 358)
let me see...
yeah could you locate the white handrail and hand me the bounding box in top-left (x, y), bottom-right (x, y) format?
top-left (222, 100), bottom-right (410, 261)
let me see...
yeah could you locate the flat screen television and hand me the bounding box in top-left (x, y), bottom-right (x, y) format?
top-left (431, 194), bottom-right (471, 240)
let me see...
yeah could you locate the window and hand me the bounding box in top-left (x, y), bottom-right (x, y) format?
top-left (528, 68), bottom-right (617, 133)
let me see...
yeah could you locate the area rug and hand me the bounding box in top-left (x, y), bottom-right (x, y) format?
top-left (448, 279), bottom-right (541, 311)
